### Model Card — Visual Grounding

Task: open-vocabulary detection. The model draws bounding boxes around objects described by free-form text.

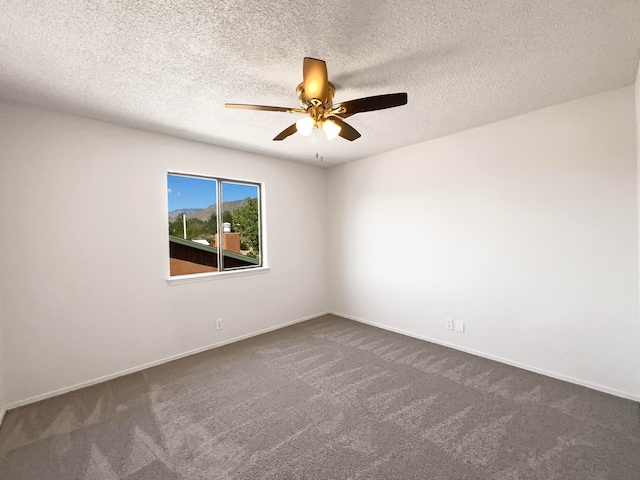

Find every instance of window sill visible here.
[167,266,270,286]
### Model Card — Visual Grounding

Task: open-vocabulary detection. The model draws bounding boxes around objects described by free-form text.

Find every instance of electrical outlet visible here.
[215,318,223,330]
[445,318,454,330]
[455,319,465,333]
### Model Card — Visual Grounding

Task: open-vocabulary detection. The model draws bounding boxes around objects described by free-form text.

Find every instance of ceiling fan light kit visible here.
[295,116,315,136]
[322,119,341,140]
[225,58,408,142]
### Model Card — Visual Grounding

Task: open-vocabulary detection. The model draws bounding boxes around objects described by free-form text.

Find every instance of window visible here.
[167,173,262,277]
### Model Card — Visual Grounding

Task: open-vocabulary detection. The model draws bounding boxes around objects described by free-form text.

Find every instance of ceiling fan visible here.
[225,57,408,142]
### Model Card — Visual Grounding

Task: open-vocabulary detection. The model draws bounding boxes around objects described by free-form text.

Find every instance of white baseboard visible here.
[6,311,330,411]
[331,311,640,403]
[0,405,6,429]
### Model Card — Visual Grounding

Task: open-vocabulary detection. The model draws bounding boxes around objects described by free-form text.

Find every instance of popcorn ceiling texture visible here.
[0,0,639,166]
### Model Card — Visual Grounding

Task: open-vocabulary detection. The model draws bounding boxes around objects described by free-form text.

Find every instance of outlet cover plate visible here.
[445,318,454,330]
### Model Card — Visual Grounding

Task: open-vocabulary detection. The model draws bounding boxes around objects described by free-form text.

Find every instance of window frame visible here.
[166,171,267,284]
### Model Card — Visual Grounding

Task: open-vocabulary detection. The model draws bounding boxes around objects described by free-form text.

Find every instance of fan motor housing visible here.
[296,81,335,109]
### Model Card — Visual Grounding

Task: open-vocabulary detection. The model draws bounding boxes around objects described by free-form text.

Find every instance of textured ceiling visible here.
[1,1,639,167]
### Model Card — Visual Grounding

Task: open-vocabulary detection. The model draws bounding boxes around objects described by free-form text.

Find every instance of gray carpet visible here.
[0,314,639,479]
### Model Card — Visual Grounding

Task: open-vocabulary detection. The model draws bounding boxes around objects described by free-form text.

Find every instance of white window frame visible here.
[166,171,268,285]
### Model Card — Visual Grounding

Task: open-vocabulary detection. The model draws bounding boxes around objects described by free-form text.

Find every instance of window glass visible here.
[222,182,261,267]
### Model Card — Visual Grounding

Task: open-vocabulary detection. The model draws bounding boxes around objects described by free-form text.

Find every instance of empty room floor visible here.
[0,314,639,479]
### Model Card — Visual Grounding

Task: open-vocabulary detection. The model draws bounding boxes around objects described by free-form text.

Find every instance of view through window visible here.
[167,173,262,276]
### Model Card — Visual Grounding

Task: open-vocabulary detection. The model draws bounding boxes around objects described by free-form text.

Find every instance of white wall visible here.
[636,62,640,398]
[328,86,640,400]
[0,102,328,405]
[0,296,6,423]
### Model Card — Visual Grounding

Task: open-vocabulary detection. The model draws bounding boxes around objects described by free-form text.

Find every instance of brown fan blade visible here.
[303,57,328,102]
[329,116,361,141]
[273,123,298,141]
[225,103,304,114]
[333,93,408,118]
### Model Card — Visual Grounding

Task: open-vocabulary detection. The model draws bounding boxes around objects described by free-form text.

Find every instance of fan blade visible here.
[329,116,361,141]
[225,103,304,113]
[273,123,298,141]
[303,57,328,102]
[333,93,407,118]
